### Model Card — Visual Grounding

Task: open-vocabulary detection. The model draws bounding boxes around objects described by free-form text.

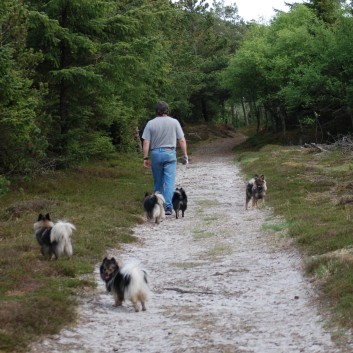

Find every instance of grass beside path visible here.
[0,154,151,352]
[235,127,353,331]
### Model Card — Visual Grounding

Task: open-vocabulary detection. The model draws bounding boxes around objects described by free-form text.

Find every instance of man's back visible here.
[142,116,184,149]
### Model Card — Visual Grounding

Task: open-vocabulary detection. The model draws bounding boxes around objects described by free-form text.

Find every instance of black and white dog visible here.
[100,257,149,312]
[172,187,188,219]
[143,192,165,224]
[33,213,75,259]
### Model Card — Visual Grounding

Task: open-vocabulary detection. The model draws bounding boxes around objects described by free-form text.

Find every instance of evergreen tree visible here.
[27,0,117,159]
[0,0,45,174]
[27,0,175,157]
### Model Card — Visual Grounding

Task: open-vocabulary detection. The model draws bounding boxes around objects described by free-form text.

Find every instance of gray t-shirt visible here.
[142,116,184,149]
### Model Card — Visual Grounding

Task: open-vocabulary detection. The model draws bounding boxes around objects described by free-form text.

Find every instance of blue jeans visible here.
[151,148,176,211]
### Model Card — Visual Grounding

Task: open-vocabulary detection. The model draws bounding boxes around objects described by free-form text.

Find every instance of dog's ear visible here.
[260,174,265,180]
[37,213,43,221]
[45,213,51,220]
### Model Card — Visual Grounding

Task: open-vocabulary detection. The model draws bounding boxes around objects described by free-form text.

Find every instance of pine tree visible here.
[0,0,45,174]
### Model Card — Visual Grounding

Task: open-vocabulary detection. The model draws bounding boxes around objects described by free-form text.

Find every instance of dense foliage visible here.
[1,0,353,177]
[0,0,244,177]
[222,0,353,138]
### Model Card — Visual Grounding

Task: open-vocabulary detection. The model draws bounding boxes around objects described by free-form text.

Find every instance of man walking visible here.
[142,101,188,215]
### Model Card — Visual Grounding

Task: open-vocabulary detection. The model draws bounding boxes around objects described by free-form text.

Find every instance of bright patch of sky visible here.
[226,0,304,22]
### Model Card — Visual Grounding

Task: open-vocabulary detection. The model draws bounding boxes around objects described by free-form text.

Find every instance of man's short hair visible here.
[155,101,169,115]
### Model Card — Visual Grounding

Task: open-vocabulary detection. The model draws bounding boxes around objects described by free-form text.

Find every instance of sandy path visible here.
[30,133,352,353]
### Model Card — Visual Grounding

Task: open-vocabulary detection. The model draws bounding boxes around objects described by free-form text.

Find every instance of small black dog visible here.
[172,187,188,219]
[100,256,149,312]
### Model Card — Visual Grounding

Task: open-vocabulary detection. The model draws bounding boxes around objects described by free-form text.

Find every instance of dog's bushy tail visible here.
[172,190,182,202]
[179,188,187,200]
[155,192,165,206]
[120,261,149,300]
[51,221,76,257]
[144,194,158,219]
[144,192,165,220]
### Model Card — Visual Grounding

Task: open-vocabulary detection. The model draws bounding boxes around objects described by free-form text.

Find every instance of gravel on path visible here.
[30,133,353,353]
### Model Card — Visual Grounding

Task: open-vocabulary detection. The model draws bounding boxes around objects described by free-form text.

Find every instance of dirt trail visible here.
[30,133,352,353]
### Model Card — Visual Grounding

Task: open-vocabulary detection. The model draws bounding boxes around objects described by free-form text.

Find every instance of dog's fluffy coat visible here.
[100,257,149,312]
[33,213,75,259]
[245,175,267,210]
[172,187,188,219]
[143,192,165,224]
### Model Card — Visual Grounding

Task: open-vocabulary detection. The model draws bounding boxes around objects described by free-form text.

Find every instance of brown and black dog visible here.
[245,175,267,210]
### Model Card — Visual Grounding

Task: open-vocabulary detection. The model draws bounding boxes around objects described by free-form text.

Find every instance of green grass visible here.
[203,244,232,258]
[0,152,152,352]
[235,127,353,329]
[170,261,202,269]
[261,222,289,233]
[192,227,215,239]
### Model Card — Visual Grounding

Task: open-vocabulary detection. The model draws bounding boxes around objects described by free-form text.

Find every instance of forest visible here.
[1,0,353,184]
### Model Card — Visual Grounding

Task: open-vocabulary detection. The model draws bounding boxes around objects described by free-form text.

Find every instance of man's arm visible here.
[143,139,150,168]
[178,137,188,163]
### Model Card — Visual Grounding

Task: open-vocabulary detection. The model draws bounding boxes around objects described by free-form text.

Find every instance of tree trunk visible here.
[241,97,248,125]
[59,2,69,137]
[232,104,238,127]
[280,106,287,136]
[251,99,260,134]
[202,99,209,122]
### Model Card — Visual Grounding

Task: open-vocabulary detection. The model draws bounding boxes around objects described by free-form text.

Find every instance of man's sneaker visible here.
[165,209,172,216]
